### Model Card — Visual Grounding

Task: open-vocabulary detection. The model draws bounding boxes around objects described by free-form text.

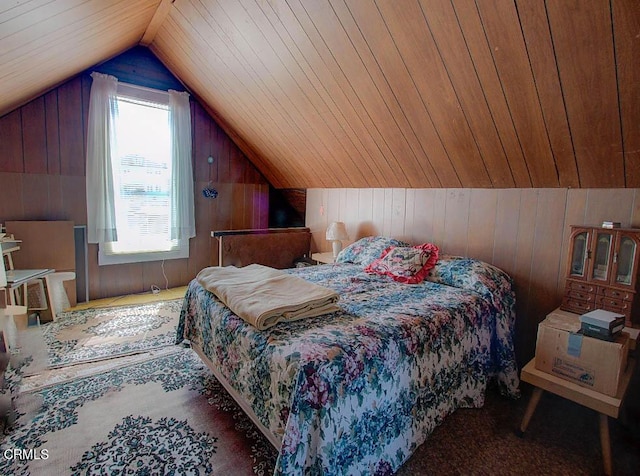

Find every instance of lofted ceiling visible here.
[1,0,639,189]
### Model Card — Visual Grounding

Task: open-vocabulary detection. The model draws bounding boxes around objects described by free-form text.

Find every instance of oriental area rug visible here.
[41,300,184,368]
[1,346,277,476]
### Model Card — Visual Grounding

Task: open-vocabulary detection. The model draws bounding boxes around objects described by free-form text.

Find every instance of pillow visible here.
[336,236,410,266]
[426,255,514,307]
[364,243,439,284]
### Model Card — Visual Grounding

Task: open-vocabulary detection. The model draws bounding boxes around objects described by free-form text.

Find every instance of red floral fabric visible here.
[364,243,440,284]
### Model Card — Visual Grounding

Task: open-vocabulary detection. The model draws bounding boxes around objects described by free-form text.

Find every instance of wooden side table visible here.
[311,252,335,264]
[519,356,636,476]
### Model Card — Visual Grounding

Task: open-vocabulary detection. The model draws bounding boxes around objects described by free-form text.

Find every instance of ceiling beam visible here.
[140,0,174,47]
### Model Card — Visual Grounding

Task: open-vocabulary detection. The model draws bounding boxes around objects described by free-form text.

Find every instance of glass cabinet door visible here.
[591,231,613,282]
[615,235,637,286]
[569,231,589,278]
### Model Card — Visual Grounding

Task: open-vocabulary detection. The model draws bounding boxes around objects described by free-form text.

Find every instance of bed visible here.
[177,236,520,475]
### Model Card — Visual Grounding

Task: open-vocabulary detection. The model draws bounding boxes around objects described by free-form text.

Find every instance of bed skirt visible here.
[190,344,282,450]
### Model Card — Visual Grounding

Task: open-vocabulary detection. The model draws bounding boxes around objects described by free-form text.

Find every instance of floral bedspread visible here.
[177,257,519,475]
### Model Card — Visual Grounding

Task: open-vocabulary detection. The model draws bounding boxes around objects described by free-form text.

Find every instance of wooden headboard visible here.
[211,227,311,269]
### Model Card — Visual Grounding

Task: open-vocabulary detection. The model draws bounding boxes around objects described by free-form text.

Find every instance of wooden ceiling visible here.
[2,0,639,189]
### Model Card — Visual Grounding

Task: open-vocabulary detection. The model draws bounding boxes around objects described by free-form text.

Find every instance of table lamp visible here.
[326,221,348,258]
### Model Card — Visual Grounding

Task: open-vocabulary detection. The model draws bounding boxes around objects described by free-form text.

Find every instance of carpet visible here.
[2,346,278,476]
[40,300,183,368]
[6,353,639,476]
[3,296,639,475]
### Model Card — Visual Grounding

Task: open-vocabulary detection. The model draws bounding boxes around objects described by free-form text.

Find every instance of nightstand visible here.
[311,252,335,264]
[518,329,637,476]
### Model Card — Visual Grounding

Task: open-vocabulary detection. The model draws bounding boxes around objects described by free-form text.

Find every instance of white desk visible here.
[5,269,54,306]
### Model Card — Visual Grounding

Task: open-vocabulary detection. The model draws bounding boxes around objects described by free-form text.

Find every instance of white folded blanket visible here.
[196,264,340,330]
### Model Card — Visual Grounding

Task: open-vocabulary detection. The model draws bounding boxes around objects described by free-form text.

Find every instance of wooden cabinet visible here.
[561,226,640,327]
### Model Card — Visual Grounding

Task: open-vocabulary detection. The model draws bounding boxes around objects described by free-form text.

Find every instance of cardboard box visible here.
[534,310,629,396]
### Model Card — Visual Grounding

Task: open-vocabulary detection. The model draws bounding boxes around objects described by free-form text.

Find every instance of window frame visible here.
[97,82,189,266]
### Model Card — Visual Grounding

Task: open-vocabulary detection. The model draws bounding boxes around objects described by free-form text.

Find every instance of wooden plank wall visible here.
[144,0,640,190]
[306,188,640,364]
[0,72,269,300]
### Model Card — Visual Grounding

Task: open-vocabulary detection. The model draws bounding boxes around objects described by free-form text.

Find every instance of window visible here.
[86,74,195,266]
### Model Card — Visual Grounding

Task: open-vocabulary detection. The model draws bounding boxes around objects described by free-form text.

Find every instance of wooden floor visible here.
[69,286,188,311]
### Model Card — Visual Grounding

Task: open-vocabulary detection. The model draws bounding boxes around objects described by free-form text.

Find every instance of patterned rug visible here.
[2,346,277,476]
[40,300,183,368]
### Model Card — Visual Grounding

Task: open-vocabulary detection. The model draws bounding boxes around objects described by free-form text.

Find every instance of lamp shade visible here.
[326,222,348,241]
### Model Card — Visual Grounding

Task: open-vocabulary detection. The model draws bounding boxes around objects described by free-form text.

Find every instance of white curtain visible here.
[169,90,196,240]
[86,72,118,244]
